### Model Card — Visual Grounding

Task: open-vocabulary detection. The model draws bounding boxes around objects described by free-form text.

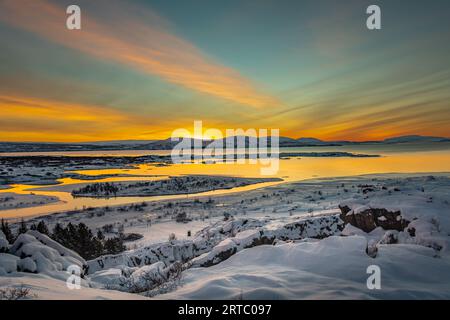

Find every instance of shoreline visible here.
[2,171,450,221]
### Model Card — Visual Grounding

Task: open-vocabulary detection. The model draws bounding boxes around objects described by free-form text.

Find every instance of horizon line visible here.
[1,134,449,145]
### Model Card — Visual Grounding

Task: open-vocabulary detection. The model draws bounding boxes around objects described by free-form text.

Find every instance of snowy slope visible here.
[160,236,450,299]
[1,174,450,299]
[0,274,148,300]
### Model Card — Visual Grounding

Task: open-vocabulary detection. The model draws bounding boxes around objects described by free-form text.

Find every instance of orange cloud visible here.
[0,95,174,142]
[0,0,280,109]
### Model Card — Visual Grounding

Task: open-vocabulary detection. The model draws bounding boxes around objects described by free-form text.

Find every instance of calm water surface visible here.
[1,144,450,219]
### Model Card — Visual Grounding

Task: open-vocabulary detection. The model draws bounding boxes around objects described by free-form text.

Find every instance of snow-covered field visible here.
[70,176,281,198]
[160,236,450,299]
[0,193,59,211]
[1,173,450,299]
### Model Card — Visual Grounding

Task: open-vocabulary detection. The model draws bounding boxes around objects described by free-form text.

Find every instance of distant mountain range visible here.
[0,135,449,153]
[381,135,450,144]
[282,135,450,145]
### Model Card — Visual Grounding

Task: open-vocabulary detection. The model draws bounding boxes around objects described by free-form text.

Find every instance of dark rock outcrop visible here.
[199,245,238,268]
[339,205,409,233]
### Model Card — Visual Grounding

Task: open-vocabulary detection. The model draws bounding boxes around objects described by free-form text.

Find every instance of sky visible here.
[0,0,450,142]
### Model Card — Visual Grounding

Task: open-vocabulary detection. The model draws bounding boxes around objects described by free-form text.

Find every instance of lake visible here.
[1,143,450,219]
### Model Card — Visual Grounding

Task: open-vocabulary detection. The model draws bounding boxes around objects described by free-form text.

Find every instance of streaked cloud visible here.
[0,0,280,109]
[0,95,171,142]
[0,0,449,142]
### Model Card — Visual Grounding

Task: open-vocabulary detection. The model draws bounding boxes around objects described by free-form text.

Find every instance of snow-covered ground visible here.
[0,275,148,300]
[0,193,59,211]
[160,236,450,299]
[1,173,450,299]
[70,176,281,198]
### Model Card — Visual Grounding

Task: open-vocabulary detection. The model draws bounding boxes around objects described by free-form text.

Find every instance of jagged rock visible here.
[88,218,265,274]
[233,229,273,248]
[128,261,166,291]
[191,215,343,267]
[407,226,416,237]
[378,230,399,244]
[89,215,344,275]
[339,205,409,233]
[366,239,378,258]
[191,239,238,267]
[405,219,448,252]
[339,205,352,215]
[275,215,344,240]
